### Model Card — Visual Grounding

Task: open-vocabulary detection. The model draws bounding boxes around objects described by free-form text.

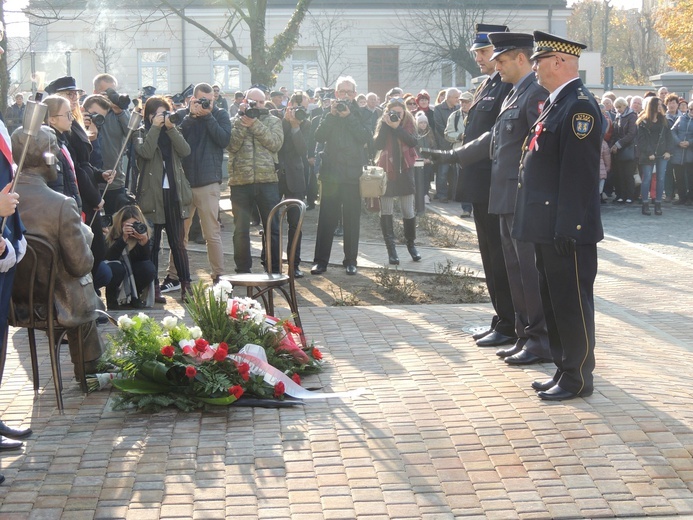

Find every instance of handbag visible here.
[359,165,387,198]
[616,143,636,162]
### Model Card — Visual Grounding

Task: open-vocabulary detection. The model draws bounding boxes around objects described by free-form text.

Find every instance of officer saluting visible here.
[513,31,603,401]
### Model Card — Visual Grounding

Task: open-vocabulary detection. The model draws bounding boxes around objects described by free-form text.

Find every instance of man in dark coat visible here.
[311,76,372,276]
[273,92,311,278]
[0,81,33,458]
[513,32,603,401]
[455,24,516,348]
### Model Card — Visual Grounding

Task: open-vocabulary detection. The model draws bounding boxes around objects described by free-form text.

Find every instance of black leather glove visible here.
[419,148,457,164]
[553,234,576,257]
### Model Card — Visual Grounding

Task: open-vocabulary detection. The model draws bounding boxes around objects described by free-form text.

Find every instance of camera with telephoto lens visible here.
[104,87,131,110]
[195,98,211,110]
[242,100,269,119]
[292,106,308,122]
[388,111,401,123]
[132,221,148,235]
[335,101,349,112]
[85,112,106,127]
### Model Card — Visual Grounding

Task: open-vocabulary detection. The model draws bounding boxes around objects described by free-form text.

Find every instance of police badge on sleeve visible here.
[572,113,594,139]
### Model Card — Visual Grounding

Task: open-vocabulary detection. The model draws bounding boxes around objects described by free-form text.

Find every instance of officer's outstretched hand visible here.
[553,234,576,257]
[420,148,457,164]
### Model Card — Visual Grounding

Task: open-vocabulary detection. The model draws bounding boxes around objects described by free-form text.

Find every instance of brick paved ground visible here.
[1,202,693,519]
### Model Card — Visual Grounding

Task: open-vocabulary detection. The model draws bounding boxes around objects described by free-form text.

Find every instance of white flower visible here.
[211,286,224,302]
[219,279,233,295]
[117,315,134,330]
[189,326,202,339]
[161,316,178,330]
[137,312,148,321]
[179,339,194,349]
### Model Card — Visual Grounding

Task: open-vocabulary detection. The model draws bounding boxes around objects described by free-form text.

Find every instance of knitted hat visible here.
[415,111,428,125]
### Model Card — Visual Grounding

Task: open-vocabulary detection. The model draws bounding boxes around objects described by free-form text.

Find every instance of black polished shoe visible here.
[472,328,492,340]
[0,474,4,485]
[476,330,515,347]
[505,350,551,365]
[0,436,24,451]
[310,264,327,275]
[538,385,593,401]
[532,378,557,391]
[345,265,357,275]
[0,421,32,440]
[293,268,304,279]
[496,339,525,358]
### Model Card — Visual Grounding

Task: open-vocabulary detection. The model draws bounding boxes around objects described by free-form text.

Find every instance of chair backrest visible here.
[264,199,306,279]
[9,234,59,330]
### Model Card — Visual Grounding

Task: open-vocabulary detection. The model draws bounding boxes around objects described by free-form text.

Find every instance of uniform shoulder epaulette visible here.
[576,88,589,100]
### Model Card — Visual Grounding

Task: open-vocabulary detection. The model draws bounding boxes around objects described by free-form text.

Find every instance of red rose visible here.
[286,323,302,335]
[218,342,229,351]
[194,338,209,354]
[237,362,250,381]
[228,385,244,399]
[273,381,285,398]
[185,366,197,379]
[161,345,175,358]
[312,348,323,360]
[213,345,228,362]
[291,373,301,385]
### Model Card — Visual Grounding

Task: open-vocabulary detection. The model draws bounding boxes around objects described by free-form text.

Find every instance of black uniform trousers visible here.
[535,242,597,395]
[313,180,361,267]
[472,200,515,337]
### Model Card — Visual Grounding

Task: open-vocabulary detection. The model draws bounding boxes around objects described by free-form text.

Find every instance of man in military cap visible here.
[514,31,603,401]
[443,24,517,349]
[428,33,552,366]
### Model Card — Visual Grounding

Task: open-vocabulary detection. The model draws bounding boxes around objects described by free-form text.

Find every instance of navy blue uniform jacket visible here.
[513,79,603,245]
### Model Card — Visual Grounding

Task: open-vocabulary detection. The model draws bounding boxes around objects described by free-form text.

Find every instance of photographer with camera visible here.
[161,83,230,292]
[136,96,192,303]
[93,73,134,214]
[105,205,156,309]
[310,76,372,276]
[374,98,421,265]
[227,87,283,274]
[271,91,311,277]
[136,96,193,303]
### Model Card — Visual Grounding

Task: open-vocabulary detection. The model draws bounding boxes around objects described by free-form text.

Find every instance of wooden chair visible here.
[222,199,307,346]
[6,234,87,412]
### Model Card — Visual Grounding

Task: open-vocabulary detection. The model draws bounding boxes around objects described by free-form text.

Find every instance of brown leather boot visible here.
[180,281,191,303]
[154,281,166,304]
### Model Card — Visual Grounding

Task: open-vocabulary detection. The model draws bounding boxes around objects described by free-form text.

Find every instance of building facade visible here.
[22,0,571,98]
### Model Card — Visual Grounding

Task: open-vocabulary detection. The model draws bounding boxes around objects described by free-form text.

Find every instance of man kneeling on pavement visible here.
[12,125,105,381]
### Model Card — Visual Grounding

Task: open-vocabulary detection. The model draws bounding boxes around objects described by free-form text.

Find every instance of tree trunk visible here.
[0,2,10,113]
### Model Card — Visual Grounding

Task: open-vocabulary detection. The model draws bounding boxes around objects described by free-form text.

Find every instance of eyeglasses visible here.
[54,112,74,120]
[406,101,417,106]
[337,89,355,95]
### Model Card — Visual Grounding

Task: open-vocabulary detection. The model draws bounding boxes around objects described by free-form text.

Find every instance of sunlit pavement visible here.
[2,201,693,519]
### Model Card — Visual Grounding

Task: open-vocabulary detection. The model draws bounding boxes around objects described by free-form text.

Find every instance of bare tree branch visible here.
[307,9,353,87]
[390,0,513,85]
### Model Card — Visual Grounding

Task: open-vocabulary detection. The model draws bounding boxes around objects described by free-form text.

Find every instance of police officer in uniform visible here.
[514,32,603,401]
[453,24,517,348]
[434,33,553,365]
